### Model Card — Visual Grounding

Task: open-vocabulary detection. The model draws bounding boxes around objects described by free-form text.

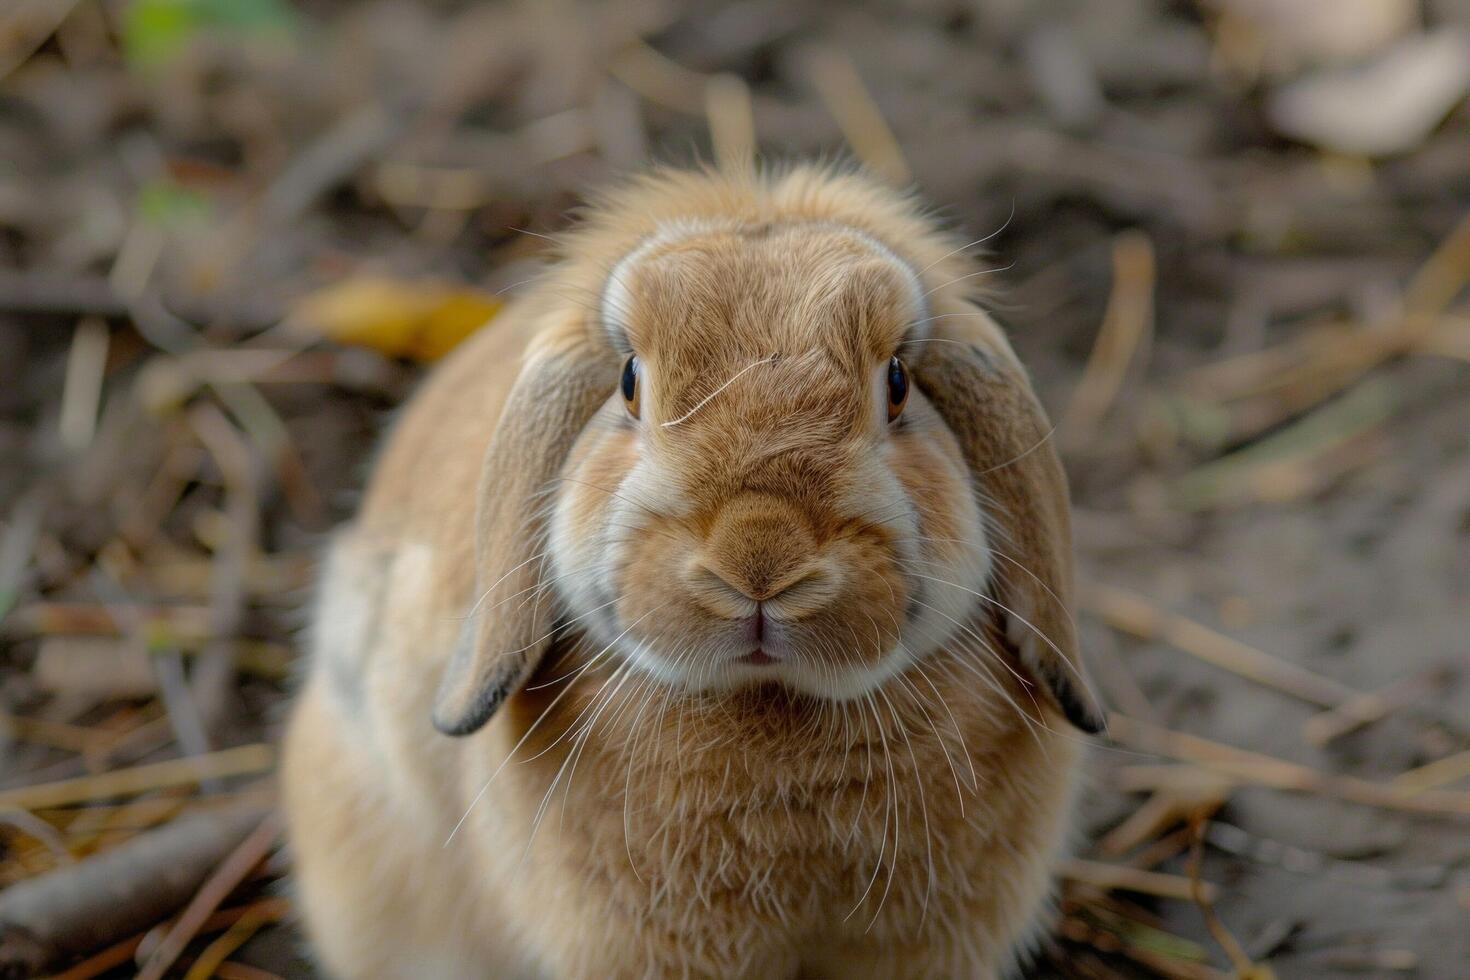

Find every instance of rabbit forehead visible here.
[603,219,926,369]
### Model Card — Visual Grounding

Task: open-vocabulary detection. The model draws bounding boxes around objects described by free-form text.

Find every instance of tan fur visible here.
[283,165,1098,979]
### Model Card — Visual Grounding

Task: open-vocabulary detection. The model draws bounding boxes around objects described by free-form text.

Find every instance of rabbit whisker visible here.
[863,690,902,933]
[912,202,1014,277]
[907,659,978,795]
[521,657,640,866]
[661,354,779,429]
[920,262,1016,300]
[894,670,968,813]
[444,602,669,846]
[879,683,934,930]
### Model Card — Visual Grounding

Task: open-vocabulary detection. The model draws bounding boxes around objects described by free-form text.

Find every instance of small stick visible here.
[0,807,268,976]
[0,808,75,866]
[0,711,95,753]
[1060,857,1217,902]
[1403,210,1470,316]
[1083,583,1357,708]
[46,933,143,980]
[1173,210,1470,444]
[48,901,278,980]
[182,896,288,980]
[132,899,280,964]
[0,744,274,811]
[1301,669,1442,747]
[1108,716,1470,818]
[2,601,214,640]
[804,46,911,185]
[135,813,281,980]
[1127,826,1194,872]
[1098,781,1229,857]
[1419,318,1470,362]
[1059,916,1224,980]
[1186,813,1261,978]
[1171,377,1396,511]
[1063,230,1155,436]
[1394,749,1470,795]
[609,39,709,115]
[705,73,756,174]
[58,318,110,453]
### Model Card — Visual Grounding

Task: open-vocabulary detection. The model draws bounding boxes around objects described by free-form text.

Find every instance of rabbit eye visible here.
[621,355,640,418]
[886,356,908,421]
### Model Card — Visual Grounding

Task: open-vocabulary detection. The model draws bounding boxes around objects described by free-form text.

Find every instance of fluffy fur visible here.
[282,165,1100,979]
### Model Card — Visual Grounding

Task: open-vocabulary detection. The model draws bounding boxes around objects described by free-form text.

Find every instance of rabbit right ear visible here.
[432,313,617,736]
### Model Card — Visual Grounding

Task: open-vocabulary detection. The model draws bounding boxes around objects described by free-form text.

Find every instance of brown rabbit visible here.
[282,165,1102,979]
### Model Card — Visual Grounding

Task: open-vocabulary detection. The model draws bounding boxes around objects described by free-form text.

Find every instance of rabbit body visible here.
[284,167,1094,980]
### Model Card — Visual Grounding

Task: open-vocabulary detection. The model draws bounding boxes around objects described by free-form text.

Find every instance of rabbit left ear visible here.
[910,304,1105,734]
[432,313,617,736]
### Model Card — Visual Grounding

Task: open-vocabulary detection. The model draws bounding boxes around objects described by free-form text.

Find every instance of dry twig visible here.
[1186,813,1269,979]
[135,812,281,980]
[1062,857,1218,902]
[0,744,274,811]
[1301,669,1446,746]
[706,73,756,174]
[0,806,267,977]
[1108,716,1470,818]
[1064,230,1156,436]
[804,46,911,185]
[1083,583,1358,708]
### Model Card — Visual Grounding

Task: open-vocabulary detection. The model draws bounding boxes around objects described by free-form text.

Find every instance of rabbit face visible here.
[548,221,990,700]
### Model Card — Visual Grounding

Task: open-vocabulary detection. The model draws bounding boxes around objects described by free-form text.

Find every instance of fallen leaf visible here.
[287,277,503,360]
[1267,29,1470,156]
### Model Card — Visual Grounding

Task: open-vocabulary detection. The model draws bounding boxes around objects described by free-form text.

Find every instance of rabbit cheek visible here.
[549,426,643,638]
[889,426,991,659]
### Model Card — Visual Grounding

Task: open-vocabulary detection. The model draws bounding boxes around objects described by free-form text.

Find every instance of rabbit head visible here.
[432,167,1102,737]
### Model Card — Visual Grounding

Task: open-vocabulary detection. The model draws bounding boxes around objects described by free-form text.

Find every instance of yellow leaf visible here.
[288,277,503,360]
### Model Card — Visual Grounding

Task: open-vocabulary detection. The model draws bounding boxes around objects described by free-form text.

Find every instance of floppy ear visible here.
[910,305,1105,734]
[432,313,617,736]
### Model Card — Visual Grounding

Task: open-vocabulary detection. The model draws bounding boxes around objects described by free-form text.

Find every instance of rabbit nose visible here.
[698,560,819,605]
[690,495,834,612]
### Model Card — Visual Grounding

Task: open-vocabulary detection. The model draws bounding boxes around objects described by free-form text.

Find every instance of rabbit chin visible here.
[616,636,917,701]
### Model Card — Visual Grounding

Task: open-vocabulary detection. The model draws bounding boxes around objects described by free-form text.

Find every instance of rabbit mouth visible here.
[736,648,778,666]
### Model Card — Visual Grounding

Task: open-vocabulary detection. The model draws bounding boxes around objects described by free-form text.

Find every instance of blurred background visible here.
[2,1,1469,977]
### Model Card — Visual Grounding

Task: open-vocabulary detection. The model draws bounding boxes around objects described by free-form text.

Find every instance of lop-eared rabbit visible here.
[284,165,1101,979]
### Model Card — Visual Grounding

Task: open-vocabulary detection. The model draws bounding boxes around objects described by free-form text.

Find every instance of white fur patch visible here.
[312,528,396,717]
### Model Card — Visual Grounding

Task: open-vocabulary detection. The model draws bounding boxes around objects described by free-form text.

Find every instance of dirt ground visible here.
[3,1,1469,977]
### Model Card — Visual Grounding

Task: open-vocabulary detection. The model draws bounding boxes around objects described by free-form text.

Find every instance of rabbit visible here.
[281,164,1103,980]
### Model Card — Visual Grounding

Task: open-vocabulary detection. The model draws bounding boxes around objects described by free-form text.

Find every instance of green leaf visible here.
[137,179,214,228]
[124,0,299,68]
[124,0,197,67]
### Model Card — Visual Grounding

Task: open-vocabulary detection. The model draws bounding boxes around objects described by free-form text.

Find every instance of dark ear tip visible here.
[1056,681,1106,735]
[1067,701,1107,736]
[430,625,514,737]
[432,661,513,736]
[431,697,499,737]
